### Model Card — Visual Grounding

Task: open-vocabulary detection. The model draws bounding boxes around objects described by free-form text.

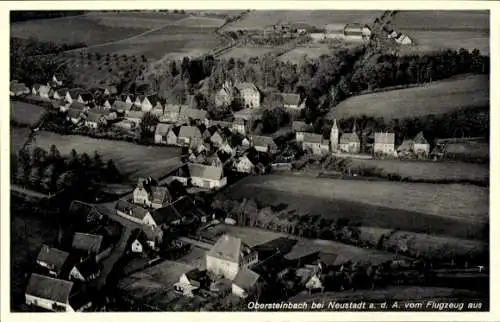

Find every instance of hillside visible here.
[327,74,489,120]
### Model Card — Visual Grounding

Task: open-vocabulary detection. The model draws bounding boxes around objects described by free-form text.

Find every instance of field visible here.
[279,44,333,63]
[224,10,383,30]
[392,11,489,55]
[219,47,275,60]
[204,224,405,265]
[10,14,147,46]
[327,74,489,119]
[10,127,31,155]
[222,175,488,240]
[10,101,46,127]
[346,159,489,182]
[84,11,188,29]
[29,131,182,179]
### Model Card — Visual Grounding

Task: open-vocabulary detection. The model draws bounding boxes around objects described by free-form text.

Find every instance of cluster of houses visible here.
[294,119,431,158]
[25,201,122,312]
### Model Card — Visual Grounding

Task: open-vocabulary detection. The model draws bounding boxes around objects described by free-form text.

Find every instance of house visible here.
[69,258,101,282]
[149,203,183,227]
[339,123,360,153]
[293,121,313,142]
[71,232,106,256]
[115,200,155,226]
[232,267,262,299]
[174,269,210,297]
[77,92,94,105]
[374,132,395,155]
[68,101,88,112]
[102,98,116,110]
[233,155,255,173]
[218,141,236,157]
[53,88,69,101]
[215,81,234,107]
[250,135,278,154]
[296,264,325,293]
[32,84,51,99]
[234,82,260,108]
[188,163,227,189]
[396,139,414,156]
[302,133,327,155]
[280,93,305,110]
[206,234,258,280]
[67,88,85,104]
[112,100,133,114]
[210,131,225,147]
[232,118,248,135]
[151,102,165,117]
[36,245,70,278]
[84,111,107,129]
[125,111,145,126]
[103,85,118,96]
[133,177,172,209]
[52,74,64,86]
[412,131,430,156]
[129,229,152,253]
[206,155,224,167]
[135,95,159,112]
[112,119,136,131]
[161,104,181,123]
[178,126,202,146]
[343,23,369,41]
[25,273,90,312]
[166,127,181,145]
[9,81,28,97]
[178,106,208,124]
[67,200,105,226]
[154,123,173,145]
[66,109,83,124]
[121,94,134,105]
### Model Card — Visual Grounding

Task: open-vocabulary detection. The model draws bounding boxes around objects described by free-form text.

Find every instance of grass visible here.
[391,11,489,55]
[220,47,275,60]
[278,44,334,63]
[10,101,46,127]
[222,175,488,240]
[84,12,188,29]
[10,127,31,155]
[30,131,182,179]
[327,74,489,119]
[11,15,147,46]
[224,10,382,30]
[205,224,404,265]
[347,159,489,182]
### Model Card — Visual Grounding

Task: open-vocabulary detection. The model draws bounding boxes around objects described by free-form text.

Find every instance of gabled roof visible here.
[280,93,301,106]
[155,123,172,136]
[74,258,100,279]
[68,88,85,99]
[126,111,146,119]
[233,267,260,289]
[72,233,104,253]
[11,82,28,93]
[339,132,360,144]
[26,273,73,304]
[207,234,249,263]
[112,100,133,111]
[150,203,182,225]
[103,85,118,94]
[86,112,104,123]
[54,88,69,96]
[38,85,51,95]
[69,102,87,110]
[151,186,171,204]
[36,245,70,273]
[374,132,395,144]
[179,106,207,120]
[397,139,413,151]
[251,135,276,148]
[179,126,202,139]
[413,131,429,145]
[164,104,182,113]
[67,108,82,119]
[115,199,149,220]
[146,95,159,106]
[188,163,223,180]
[235,82,259,93]
[302,133,323,144]
[292,121,311,132]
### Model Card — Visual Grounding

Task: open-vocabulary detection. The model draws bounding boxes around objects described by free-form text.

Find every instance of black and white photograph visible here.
[2,1,497,318]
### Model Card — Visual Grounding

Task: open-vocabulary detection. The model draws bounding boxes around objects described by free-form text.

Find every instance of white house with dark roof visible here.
[412,131,430,155]
[154,123,173,144]
[115,199,155,226]
[280,93,305,110]
[302,133,329,155]
[233,155,255,174]
[66,108,84,124]
[32,84,51,99]
[85,111,107,129]
[215,81,234,107]
[339,122,360,153]
[188,163,227,189]
[25,274,76,312]
[234,82,260,108]
[133,177,172,209]
[249,135,278,154]
[374,132,395,155]
[36,245,70,278]
[206,234,258,280]
[71,232,105,256]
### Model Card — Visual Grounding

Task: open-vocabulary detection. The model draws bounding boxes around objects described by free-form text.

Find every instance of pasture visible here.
[392,11,489,55]
[10,14,147,46]
[30,131,182,179]
[84,11,188,29]
[222,175,489,240]
[224,10,382,30]
[10,127,31,155]
[347,159,489,182]
[10,101,46,127]
[279,44,333,63]
[327,74,489,119]
[220,47,275,60]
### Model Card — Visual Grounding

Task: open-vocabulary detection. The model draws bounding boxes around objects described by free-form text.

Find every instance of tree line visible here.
[10,11,85,22]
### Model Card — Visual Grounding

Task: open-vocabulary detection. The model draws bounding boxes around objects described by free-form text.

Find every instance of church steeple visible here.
[330,119,339,153]
[352,121,357,133]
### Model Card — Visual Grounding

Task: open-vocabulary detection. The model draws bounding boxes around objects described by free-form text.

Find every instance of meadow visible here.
[222,175,488,240]
[278,44,333,63]
[10,127,31,155]
[219,47,275,60]
[30,131,182,179]
[327,74,489,119]
[224,10,383,30]
[346,159,489,182]
[391,11,489,55]
[10,101,47,127]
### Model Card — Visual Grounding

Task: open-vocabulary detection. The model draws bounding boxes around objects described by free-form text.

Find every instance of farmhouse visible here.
[121,94,134,105]
[293,121,313,142]
[233,155,255,173]
[178,126,202,146]
[71,232,106,258]
[112,100,133,114]
[25,274,91,312]
[101,98,115,109]
[112,119,136,131]
[343,23,371,41]
[67,200,105,226]
[374,132,396,155]
[69,258,101,282]
[133,177,172,209]
[135,95,159,112]
[52,74,64,86]
[188,163,227,189]
[115,200,155,226]
[174,268,210,297]
[36,245,70,278]
[210,130,225,147]
[178,106,208,124]
[161,104,182,123]
[67,88,85,104]
[66,109,83,124]
[232,267,262,299]
[302,133,329,155]
[234,82,260,108]
[206,234,258,280]
[77,92,94,105]
[53,88,69,101]
[412,131,430,155]
[103,85,118,96]
[84,112,107,129]
[125,111,146,126]
[338,123,360,153]
[32,84,51,99]
[154,123,173,145]
[9,81,28,97]
[232,118,248,135]
[152,102,165,116]
[166,127,181,145]
[280,93,305,110]
[250,135,278,154]
[215,81,234,107]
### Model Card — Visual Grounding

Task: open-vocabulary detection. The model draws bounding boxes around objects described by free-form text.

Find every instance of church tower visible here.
[330,119,339,152]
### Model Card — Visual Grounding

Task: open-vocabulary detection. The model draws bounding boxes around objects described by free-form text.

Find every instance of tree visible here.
[105,159,121,183]
[55,170,79,192]
[48,144,61,162]
[40,164,57,192]
[28,166,43,188]
[140,112,159,139]
[32,147,47,166]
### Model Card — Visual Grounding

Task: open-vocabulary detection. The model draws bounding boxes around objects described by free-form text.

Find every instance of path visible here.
[11,185,49,199]
[96,226,132,289]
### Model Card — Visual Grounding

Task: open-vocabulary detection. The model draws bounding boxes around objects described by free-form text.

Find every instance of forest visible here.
[10,11,85,22]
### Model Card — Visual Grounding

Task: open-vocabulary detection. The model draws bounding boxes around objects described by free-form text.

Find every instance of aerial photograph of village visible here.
[8,8,490,312]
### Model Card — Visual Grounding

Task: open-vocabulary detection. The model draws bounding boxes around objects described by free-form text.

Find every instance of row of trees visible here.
[12,145,122,194]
